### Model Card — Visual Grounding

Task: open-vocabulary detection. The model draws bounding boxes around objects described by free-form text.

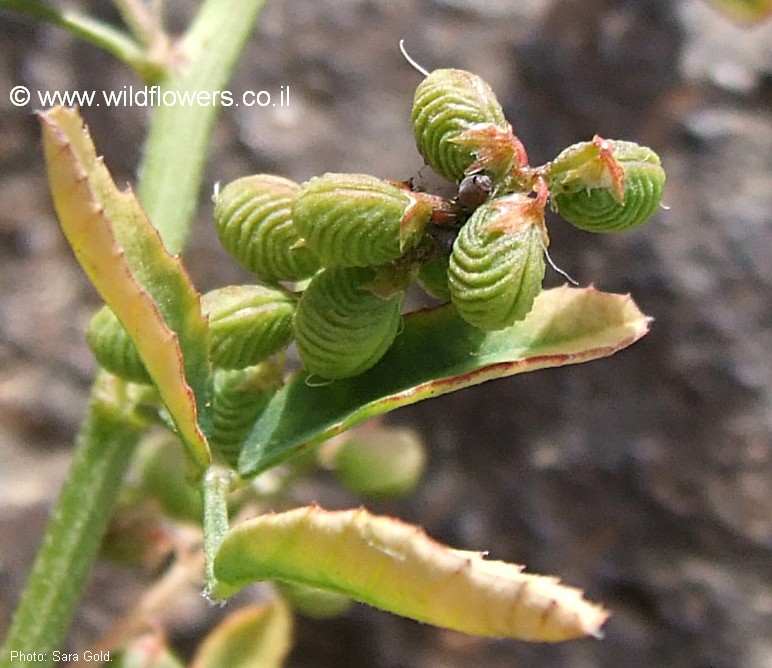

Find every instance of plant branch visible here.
[111,0,159,47]
[0,1,269,664]
[0,0,166,82]
[136,0,268,253]
[202,465,237,600]
[0,374,147,667]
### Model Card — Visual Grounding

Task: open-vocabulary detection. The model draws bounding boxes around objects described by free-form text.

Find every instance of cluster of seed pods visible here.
[88,64,666,390]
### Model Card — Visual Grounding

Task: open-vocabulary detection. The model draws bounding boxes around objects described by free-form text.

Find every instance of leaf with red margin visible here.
[40,106,211,470]
[239,285,649,477]
[215,505,609,642]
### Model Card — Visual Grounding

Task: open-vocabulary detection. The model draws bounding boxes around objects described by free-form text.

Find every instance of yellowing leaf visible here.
[39,106,211,469]
[706,0,772,23]
[191,601,293,668]
[215,506,609,642]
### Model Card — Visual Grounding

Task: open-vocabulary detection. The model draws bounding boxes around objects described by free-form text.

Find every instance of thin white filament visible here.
[541,239,579,286]
[399,39,429,77]
[304,373,334,388]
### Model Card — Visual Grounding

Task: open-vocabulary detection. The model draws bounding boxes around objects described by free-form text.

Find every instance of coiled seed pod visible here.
[412,69,521,183]
[294,266,404,380]
[214,175,320,281]
[209,364,282,468]
[449,195,546,331]
[203,285,296,369]
[292,173,432,268]
[550,139,666,233]
[86,305,151,384]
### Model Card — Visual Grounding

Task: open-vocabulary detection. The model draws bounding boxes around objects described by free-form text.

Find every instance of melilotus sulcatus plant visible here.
[0,2,678,666]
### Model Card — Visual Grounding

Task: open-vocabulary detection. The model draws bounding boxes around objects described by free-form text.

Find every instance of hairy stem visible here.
[202,465,237,600]
[0,374,146,668]
[137,0,268,253]
[0,0,268,664]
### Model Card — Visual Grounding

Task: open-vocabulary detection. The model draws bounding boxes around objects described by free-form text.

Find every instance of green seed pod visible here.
[292,173,432,268]
[449,195,546,331]
[275,581,353,619]
[294,266,404,380]
[86,305,151,384]
[209,364,282,468]
[136,432,203,523]
[214,174,320,281]
[203,285,295,370]
[550,138,666,233]
[412,69,521,183]
[324,425,427,499]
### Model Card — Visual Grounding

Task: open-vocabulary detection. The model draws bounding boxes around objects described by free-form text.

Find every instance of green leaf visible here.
[40,106,211,470]
[215,506,608,642]
[239,285,649,477]
[191,601,293,668]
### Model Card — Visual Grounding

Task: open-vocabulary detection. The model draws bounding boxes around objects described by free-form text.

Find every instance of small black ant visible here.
[455,172,493,212]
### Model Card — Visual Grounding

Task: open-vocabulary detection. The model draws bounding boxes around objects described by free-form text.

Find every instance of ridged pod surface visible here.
[412,69,509,183]
[203,285,296,369]
[86,305,151,384]
[294,266,404,380]
[552,141,665,233]
[449,196,546,331]
[209,364,282,468]
[214,174,319,281]
[292,173,432,268]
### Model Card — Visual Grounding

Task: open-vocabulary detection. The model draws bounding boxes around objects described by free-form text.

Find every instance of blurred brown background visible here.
[1,1,771,666]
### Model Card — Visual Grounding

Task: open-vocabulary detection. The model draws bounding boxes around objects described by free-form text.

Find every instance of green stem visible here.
[202,465,237,600]
[0,374,146,668]
[0,0,164,82]
[0,0,269,663]
[137,0,268,253]
[111,0,159,47]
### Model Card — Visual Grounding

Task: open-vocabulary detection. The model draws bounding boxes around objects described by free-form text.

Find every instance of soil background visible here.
[1,1,772,667]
